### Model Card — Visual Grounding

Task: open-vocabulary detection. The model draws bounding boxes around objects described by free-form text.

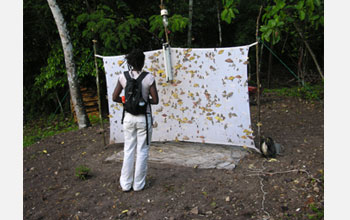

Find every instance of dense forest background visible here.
[23,0,324,122]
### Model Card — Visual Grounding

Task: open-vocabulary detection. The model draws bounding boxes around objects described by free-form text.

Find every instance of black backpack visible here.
[121,71,152,144]
[123,71,148,115]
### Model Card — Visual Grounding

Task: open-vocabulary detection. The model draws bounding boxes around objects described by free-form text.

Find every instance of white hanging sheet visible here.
[102,44,257,149]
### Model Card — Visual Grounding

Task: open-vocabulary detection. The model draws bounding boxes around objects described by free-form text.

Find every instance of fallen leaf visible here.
[268,158,278,162]
[225,58,233,63]
[42,150,48,154]
[121,210,129,214]
[218,50,224,54]
[248,164,255,169]
[190,207,199,215]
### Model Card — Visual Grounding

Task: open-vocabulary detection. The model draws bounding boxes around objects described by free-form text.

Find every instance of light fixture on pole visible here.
[161,8,169,43]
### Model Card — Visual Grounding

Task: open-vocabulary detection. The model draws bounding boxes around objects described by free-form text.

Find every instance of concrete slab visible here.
[105,142,249,170]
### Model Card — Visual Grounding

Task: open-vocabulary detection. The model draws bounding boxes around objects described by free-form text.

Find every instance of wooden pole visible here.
[256,5,263,148]
[92,40,106,146]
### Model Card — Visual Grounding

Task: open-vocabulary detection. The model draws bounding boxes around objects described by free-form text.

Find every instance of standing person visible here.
[112,49,159,191]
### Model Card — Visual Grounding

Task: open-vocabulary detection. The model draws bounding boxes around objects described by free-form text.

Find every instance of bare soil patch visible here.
[24,92,324,220]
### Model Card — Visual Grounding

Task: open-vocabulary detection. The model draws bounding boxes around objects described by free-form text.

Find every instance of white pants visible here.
[120,112,152,191]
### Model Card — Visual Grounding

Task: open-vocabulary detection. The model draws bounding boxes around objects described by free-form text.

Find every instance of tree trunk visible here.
[55,91,64,116]
[297,46,304,86]
[187,0,193,47]
[216,0,222,47]
[293,22,324,81]
[47,0,90,129]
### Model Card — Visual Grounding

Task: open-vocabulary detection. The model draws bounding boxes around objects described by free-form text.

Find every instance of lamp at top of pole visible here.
[161,9,169,28]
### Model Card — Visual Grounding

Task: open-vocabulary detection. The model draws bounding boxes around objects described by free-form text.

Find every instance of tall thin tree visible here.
[187,0,193,47]
[216,0,222,46]
[47,0,90,128]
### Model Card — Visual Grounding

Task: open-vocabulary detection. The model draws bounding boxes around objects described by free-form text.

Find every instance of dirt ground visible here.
[23,92,324,220]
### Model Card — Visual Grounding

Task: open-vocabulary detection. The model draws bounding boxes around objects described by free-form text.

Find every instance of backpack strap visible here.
[121,71,130,124]
[136,71,148,83]
[137,72,149,144]
[124,71,132,81]
[136,71,150,145]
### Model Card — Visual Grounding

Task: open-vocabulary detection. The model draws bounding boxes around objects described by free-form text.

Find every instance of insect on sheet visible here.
[102,43,257,149]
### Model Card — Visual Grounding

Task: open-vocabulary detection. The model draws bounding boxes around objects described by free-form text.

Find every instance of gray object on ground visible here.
[105,142,249,170]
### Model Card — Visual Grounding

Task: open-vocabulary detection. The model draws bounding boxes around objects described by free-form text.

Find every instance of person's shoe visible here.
[122,187,132,192]
[133,187,144,192]
[120,185,132,192]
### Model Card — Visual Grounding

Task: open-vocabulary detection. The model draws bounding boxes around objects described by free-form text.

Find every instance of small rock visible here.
[190,206,199,215]
[127,210,137,216]
[30,167,35,171]
[205,211,213,215]
[225,196,230,202]
[314,187,320,193]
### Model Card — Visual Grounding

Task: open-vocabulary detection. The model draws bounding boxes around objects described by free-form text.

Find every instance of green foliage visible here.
[23,114,107,147]
[149,14,189,38]
[75,165,91,180]
[260,0,324,44]
[76,4,147,53]
[24,0,324,121]
[264,83,323,101]
[34,43,95,99]
[23,115,78,147]
[34,44,66,96]
[221,0,240,24]
[307,203,324,220]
